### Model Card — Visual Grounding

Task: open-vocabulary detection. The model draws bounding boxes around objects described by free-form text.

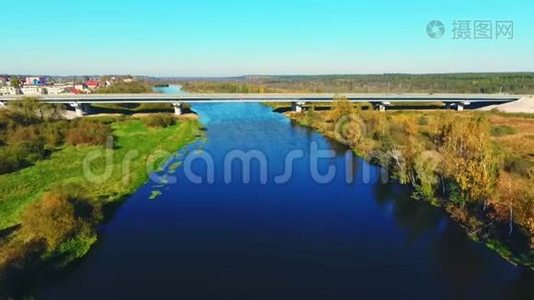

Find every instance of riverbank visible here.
[0,116,199,229]
[32,102,534,299]
[0,114,200,295]
[285,100,534,269]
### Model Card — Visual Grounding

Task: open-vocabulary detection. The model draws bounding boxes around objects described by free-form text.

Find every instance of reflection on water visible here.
[29,102,533,299]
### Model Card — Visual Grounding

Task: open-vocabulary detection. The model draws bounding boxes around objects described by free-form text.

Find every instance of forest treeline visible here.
[290,99,534,268]
[181,73,534,94]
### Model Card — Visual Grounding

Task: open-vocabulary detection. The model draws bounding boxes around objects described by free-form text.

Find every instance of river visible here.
[33,87,533,299]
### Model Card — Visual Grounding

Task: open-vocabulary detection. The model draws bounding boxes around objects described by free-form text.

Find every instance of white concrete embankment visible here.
[478,95,534,113]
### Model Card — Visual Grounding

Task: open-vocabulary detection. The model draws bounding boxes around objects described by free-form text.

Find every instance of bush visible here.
[6,124,44,146]
[142,113,176,128]
[362,111,389,141]
[84,115,123,125]
[65,120,112,146]
[327,97,354,122]
[41,120,70,147]
[335,114,365,147]
[300,109,317,127]
[137,103,173,112]
[0,135,47,174]
[0,110,112,174]
[412,156,438,200]
[389,116,418,144]
[491,125,517,137]
[503,155,534,179]
[0,147,27,174]
[0,114,70,174]
[0,111,11,144]
[14,142,47,164]
[0,184,103,285]
[20,184,102,249]
[8,97,63,125]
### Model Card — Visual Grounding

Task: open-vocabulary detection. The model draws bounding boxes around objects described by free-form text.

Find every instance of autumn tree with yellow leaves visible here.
[438,116,499,204]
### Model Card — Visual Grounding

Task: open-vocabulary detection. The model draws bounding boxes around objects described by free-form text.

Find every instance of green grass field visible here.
[0,118,199,230]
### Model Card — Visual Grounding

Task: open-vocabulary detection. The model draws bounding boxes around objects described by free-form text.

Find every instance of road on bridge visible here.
[0,92,522,115]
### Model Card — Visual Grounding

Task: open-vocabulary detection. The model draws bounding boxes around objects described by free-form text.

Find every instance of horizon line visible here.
[2,71,534,78]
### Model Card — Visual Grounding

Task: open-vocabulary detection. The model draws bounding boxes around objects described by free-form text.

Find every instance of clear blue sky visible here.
[1,0,533,76]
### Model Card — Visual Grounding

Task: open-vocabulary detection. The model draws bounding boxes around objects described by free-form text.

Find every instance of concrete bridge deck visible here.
[0,93,521,103]
[0,93,522,116]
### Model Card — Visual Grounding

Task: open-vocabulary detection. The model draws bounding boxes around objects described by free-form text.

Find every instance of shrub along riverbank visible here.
[0,100,200,294]
[288,98,534,268]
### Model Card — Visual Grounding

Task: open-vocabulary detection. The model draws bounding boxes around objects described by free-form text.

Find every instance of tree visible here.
[412,154,439,200]
[491,174,534,242]
[9,77,20,88]
[335,114,365,147]
[363,111,389,140]
[9,97,63,124]
[300,107,317,127]
[328,96,355,122]
[438,116,499,204]
[96,81,152,94]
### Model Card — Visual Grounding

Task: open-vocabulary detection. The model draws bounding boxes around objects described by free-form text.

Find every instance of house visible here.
[21,86,45,95]
[45,86,67,95]
[68,87,83,94]
[85,80,99,89]
[0,86,20,95]
[74,84,86,91]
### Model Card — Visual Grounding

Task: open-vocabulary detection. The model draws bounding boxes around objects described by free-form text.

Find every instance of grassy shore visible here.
[0,117,200,230]
[0,100,201,296]
[287,104,534,268]
[0,116,200,297]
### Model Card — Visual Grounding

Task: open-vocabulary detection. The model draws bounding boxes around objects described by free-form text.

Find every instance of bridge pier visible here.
[172,102,183,115]
[291,101,306,113]
[69,102,90,117]
[376,104,386,112]
[450,101,470,111]
[373,101,390,112]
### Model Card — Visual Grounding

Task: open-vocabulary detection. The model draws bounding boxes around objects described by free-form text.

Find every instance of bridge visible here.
[0,93,521,116]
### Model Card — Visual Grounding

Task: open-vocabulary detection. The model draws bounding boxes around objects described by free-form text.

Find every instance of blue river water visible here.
[36,87,533,299]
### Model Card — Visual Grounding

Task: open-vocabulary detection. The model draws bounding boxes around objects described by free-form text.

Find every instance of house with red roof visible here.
[85,80,99,89]
[69,87,83,94]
